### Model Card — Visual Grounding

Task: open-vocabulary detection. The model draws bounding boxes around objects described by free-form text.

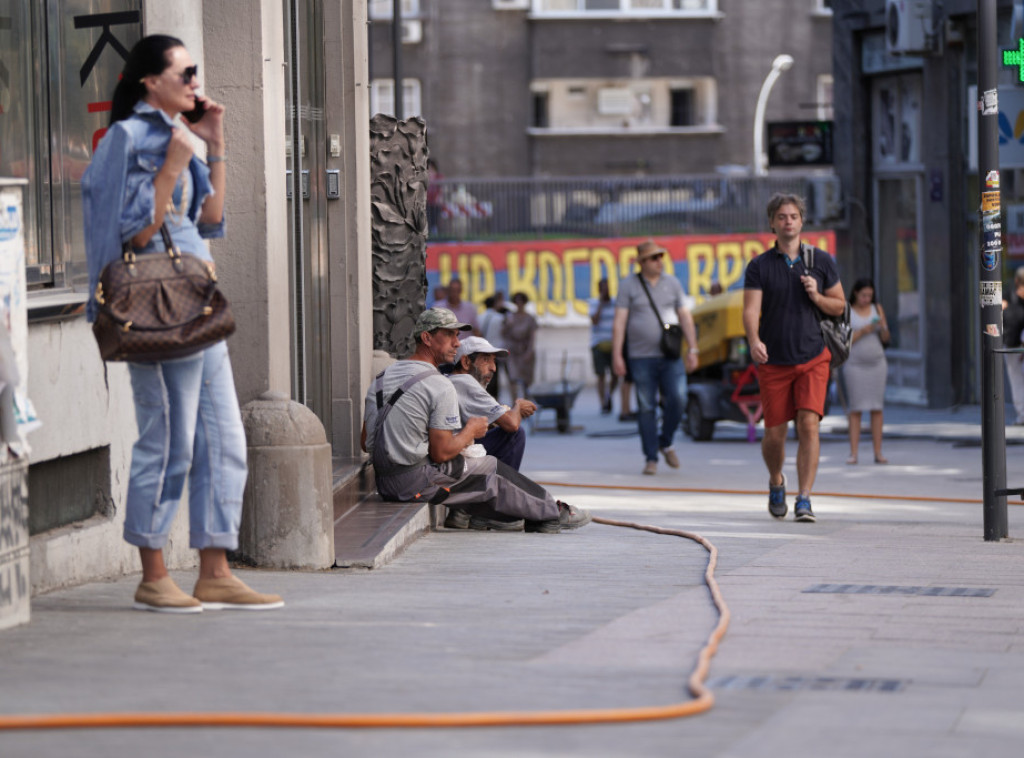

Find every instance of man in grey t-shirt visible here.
[449,336,537,471]
[612,240,698,476]
[362,308,589,533]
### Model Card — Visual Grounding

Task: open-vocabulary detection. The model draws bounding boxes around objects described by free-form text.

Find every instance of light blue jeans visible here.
[124,341,247,550]
[629,356,685,463]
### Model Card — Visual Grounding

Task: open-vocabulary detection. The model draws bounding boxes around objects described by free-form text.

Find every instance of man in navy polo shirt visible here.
[743,194,846,523]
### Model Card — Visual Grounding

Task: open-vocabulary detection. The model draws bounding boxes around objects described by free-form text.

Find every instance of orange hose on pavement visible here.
[0,517,728,732]
[537,480,993,505]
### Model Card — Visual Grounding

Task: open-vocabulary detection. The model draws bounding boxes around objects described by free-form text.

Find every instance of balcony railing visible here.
[426,174,840,242]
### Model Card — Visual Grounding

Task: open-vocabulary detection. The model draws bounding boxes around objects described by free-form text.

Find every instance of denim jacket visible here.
[81,101,225,321]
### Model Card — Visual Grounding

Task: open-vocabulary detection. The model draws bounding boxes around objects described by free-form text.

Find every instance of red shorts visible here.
[757,348,831,428]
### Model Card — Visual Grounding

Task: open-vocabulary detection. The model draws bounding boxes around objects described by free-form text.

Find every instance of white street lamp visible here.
[752,54,794,177]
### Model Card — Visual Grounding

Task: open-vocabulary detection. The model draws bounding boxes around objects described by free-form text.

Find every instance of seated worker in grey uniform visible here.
[361,308,591,534]
[449,336,537,471]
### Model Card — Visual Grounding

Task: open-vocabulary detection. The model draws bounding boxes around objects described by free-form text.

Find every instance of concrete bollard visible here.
[238,391,334,569]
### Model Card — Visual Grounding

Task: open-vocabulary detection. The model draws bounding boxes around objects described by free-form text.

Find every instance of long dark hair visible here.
[849,278,877,305]
[109,35,185,124]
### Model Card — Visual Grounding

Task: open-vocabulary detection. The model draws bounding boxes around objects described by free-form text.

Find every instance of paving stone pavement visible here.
[2,393,1023,757]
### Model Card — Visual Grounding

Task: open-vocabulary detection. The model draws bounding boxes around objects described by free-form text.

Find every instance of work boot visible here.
[525,501,592,533]
[469,516,525,532]
[444,507,471,529]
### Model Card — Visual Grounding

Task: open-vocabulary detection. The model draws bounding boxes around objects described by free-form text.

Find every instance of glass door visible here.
[875,174,926,403]
[284,0,332,429]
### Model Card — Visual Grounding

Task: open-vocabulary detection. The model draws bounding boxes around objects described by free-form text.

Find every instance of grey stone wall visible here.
[369,114,428,358]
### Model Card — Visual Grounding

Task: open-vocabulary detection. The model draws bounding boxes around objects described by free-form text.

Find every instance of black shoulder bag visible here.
[801,243,851,369]
[637,274,683,360]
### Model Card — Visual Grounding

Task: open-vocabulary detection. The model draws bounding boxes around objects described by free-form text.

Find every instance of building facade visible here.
[832,0,1017,407]
[369,0,835,177]
[8,0,373,592]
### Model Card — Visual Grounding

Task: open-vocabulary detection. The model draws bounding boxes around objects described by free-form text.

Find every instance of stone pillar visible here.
[370,115,429,358]
[238,392,334,569]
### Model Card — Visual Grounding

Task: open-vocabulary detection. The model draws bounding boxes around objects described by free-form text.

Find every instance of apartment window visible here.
[535,0,716,14]
[670,88,695,126]
[370,78,422,118]
[532,92,550,128]
[369,0,419,19]
[530,78,716,132]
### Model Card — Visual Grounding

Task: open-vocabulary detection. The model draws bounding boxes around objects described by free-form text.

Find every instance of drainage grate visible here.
[803,584,996,598]
[707,675,907,693]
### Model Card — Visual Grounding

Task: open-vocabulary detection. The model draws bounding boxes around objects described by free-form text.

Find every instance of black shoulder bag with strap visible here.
[801,243,851,369]
[637,274,683,360]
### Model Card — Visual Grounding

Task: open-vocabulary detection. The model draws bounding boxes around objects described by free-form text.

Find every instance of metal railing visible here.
[427,174,840,242]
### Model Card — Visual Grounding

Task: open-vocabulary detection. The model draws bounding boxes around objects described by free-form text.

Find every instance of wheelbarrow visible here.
[530,380,583,433]
[528,352,583,433]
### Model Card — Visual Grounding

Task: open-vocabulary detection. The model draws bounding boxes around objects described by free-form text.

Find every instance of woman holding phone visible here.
[843,278,890,464]
[82,35,282,613]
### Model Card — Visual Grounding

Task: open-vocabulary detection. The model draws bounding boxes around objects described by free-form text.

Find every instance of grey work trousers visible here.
[376,454,559,523]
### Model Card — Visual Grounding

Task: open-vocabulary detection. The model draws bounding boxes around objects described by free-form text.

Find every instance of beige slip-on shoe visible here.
[133,576,203,614]
[193,576,284,611]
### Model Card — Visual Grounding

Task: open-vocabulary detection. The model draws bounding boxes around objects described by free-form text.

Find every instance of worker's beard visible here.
[470,362,493,388]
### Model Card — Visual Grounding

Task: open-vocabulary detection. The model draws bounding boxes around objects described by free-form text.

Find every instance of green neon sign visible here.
[1003,38,1024,82]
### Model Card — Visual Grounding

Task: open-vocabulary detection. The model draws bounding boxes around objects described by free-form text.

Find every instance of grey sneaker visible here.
[526,501,592,533]
[469,516,525,532]
[794,495,816,523]
[768,474,787,519]
[444,507,471,529]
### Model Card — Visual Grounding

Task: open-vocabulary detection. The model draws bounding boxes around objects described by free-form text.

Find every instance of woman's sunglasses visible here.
[176,65,198,85]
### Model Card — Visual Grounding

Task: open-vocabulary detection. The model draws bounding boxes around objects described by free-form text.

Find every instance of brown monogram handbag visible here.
[92,224,235,362]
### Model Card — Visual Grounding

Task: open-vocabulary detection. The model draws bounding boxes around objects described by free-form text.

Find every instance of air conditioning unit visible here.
[401,19,422,44]
[597,88,633,116]
[885,0,934,55]
[493,0,530,9]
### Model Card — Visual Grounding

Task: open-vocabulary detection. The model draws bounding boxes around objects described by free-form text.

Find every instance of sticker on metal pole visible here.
[982,88,999,115]
[980,281,1002,307]
[986,170,1001,189]
[986,323,1002,338]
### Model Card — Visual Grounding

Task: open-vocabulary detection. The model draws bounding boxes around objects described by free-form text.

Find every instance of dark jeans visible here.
[480,426,526,471]
[629,356,685,462]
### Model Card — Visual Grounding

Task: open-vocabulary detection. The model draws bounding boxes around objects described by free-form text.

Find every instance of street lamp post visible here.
[752,54,794,177]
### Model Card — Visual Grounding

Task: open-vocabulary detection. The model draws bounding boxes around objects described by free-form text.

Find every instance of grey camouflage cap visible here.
[413,307,473,336]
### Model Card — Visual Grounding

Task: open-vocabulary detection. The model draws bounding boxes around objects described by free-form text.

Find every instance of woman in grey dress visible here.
[844,279,890,464]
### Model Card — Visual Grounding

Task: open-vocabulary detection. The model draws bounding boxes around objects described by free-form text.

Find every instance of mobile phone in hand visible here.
[182,98,207,124]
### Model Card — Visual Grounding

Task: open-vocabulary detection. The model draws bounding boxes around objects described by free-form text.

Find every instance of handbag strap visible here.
[121,223,182,266]
[636,274,669,330]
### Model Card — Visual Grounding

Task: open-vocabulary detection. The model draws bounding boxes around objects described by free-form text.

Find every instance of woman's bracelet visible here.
[207,154,226,164]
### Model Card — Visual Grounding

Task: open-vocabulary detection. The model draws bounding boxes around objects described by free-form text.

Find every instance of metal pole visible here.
[978,0,1009,540]
[393,0,404,120]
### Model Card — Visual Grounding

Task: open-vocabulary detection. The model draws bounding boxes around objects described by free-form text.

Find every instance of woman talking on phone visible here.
[843,278,890,465]
[82,35,282,613]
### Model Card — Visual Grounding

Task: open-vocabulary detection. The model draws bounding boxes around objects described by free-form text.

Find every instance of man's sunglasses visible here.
[176,65,199,85]
[644,253,664,261]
